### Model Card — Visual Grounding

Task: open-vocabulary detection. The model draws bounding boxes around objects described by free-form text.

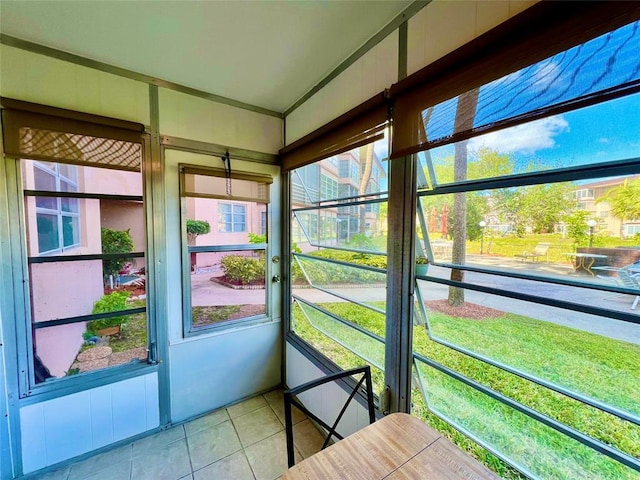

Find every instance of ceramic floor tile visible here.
[132,426,185,458]
[79,460,131,480]
[292,419,325,459]
[187,419,242,471]
[193,451,255,480]
[178,476,193,480]
[232,406,283,448]
[227,396,267,419]
[264,390,306,427]
[68,444,132,480]
[131,438,191,480]
[244,431,301,480]
[184,409,229,437]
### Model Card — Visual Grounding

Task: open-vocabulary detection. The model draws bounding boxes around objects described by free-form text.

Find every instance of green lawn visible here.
[292,300,640,480]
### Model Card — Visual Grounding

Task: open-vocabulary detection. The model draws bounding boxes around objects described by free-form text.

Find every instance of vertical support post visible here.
[148,84,171,425]
[281,170,292,387]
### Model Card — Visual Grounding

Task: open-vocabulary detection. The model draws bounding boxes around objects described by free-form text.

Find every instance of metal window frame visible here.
[178,161,275,338]
[3,132,157,401]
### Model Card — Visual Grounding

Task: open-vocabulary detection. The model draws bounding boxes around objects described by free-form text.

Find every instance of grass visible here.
[464,233,639,262]
[292,300,640,480]
[192,305,242,328]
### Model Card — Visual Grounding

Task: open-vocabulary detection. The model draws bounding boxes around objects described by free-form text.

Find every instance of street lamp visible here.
[479,221,487,254]
[587,219,597,247]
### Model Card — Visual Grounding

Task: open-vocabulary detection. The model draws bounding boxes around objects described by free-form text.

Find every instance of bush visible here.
[220,255,265,284]
[87,291,131,333]
[101,228,135,280]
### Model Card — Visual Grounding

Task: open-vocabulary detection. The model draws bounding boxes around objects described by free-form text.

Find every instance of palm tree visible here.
[596,179,640,237]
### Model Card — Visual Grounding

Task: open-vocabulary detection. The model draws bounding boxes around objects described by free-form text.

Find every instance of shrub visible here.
[220,255,265,284]
[87,291,131,333]
[101,228,135,280]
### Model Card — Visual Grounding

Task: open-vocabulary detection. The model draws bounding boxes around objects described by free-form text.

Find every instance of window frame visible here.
[217,202,247,233]
[179,163,274,336]
[33,161,81,255]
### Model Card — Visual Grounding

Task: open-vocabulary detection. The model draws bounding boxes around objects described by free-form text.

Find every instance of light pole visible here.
[479,221,487,254]
[587,219,596,247]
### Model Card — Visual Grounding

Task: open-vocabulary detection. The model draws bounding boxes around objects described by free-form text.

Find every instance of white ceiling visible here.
[0,0,412,114]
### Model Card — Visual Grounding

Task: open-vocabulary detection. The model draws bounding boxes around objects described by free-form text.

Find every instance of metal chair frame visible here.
[283,365,375,468]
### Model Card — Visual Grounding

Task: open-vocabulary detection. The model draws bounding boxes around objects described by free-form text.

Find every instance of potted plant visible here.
[415,256,429,276]
[186,219,211,272]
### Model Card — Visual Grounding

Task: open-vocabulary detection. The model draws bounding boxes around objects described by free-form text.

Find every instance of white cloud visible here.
[468,116,569,155]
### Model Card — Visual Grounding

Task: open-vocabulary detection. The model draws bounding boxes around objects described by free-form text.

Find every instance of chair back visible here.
[283,365,375,468]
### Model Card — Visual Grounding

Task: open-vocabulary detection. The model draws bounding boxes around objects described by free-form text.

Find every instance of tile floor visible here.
[30,389,323,480]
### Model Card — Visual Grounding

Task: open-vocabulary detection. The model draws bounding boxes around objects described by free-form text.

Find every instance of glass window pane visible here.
[36,213,59,253]
[418,94,640,188]
[188,250,266,329]
[413,361,640,480]
[35,195,57,210]
[62,215,80,247]
[34,308,148,383]
[33,166,56,191]
[61,197,79,213]
[415,278,640,420]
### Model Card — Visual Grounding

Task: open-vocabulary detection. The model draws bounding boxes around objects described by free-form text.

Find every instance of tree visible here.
[358,143,374,235]
[597,179,640,236]
[101,228,134,281]
[186,219,211,244]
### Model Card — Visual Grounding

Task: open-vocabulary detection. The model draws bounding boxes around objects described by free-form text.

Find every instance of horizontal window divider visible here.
[293,196,387,212]
[412,353,640,473]
[301,243,387,257]
[21,361,156,403]
[186,313,271,336]
[421,261,638,297]
[417,156,640,195]
[23,190,143,202]
[29,252,145,264]
[420,274,640,326]
[422,327,639,425]
[293,295,385,345]
[295,252,387,273]
[187,244,266,253]
[33,307,146,329]
[183,192,270,204]
[316,190,388,204]
[295,285,386,316]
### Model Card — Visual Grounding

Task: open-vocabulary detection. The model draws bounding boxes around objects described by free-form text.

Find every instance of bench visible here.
[515,242,550,263]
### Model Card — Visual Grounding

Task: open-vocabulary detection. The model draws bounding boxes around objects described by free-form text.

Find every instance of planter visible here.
[415,264,429,276]
[96,325,121,336]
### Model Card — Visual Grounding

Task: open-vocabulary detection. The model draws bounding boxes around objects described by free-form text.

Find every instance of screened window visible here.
[180,165,272,333]
[218,203,246,233]
[289,136,389,394]
[14,121,149,389]
[410,15,640,480]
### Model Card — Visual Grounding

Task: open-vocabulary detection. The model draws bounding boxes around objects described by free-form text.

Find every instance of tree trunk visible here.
[358,143,374,235]
[448,89,479,306]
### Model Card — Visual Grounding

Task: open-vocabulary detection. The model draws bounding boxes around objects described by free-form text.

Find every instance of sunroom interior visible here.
[1,1,639,479]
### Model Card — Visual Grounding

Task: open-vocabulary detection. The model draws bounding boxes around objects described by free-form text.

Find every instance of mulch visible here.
[424,300,505,320]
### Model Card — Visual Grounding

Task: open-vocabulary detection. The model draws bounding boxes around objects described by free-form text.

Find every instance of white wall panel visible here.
[170,322,281,422]
[407,0,538,76]
[43,393,92,465]
[285,343,369,438]
[0,46,150,125]
[19,373,159,474]
[285,30,398,145]
[159,89,283,154]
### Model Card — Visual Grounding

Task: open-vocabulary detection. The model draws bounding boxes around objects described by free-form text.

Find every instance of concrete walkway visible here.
[190,257,639,345]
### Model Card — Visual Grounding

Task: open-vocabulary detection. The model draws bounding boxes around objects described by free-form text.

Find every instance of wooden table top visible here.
[282,413,500,480]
